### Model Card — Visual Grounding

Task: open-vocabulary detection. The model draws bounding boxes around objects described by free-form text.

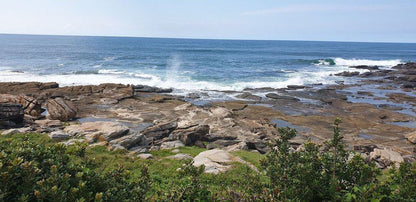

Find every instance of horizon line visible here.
[0,32,415,45]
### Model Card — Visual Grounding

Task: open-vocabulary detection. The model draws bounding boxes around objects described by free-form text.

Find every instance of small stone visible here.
[404,131,416,144]
[137,153,153,159]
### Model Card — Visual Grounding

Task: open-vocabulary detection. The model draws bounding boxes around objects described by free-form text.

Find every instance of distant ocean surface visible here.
[1,34,416,93]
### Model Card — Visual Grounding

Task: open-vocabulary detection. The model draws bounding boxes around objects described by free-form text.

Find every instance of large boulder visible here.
[1,94,43,117]
[169,125,210,146]
[46,98,78,121]
[160,140,185,149]
[64,121,129,141]
[109,131,146,149]
[142,121,177,141]
[193,149,233,174]
[369,148,404,168]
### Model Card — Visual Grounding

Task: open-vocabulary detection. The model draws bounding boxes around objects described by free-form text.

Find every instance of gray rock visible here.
[110,132,146,149]
[160,140,185,149]
[369,148,404,168]
[265,93,300,101]
[49,130,71,140]
[193,149,233,174]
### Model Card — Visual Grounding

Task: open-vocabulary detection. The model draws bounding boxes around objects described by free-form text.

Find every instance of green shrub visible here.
[0,134,150,202]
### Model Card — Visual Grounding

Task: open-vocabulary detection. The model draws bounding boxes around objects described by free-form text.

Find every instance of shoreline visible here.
[1,62,415,164]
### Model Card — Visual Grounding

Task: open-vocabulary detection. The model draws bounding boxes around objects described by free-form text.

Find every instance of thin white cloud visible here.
[242,4,395,16]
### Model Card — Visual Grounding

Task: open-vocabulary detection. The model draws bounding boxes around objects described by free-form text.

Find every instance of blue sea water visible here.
[1,34,416,93]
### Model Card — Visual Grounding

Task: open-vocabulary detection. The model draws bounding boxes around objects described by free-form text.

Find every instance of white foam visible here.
[333,58,401,67]
[98,69,124,74]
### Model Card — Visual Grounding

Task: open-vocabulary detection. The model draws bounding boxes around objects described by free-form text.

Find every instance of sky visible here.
[0,0,415,43]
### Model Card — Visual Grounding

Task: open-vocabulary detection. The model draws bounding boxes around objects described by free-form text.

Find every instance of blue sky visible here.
[0,0,415,42]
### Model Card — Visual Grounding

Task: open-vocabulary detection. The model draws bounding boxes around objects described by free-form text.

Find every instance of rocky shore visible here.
[1,62,416,170]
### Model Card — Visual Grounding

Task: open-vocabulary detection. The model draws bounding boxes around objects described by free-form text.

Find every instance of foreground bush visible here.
[0,134,150,201]
[1,122,415,201]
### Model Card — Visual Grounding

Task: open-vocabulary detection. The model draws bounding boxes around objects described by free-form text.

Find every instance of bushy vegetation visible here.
[1,119,415,201]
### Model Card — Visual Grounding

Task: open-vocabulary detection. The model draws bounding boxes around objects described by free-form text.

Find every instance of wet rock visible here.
[137,153,153,159]
[109,131,146,149]
[265,93,300,101]
[286,85,307,90]
[133,85,173,93]
[404,131,416,144]
[187,93,201,99]
[169,125,210,146]
[46,98,78,121]
[142,121,178,140]
[49,130,71,140]
[160,140,185,149]
[349,65,379,70]
[167,153,193,160]
[235,92,262,101]
[206,139,240,149]
[334,71,360,77]
[392,62,416,70]
[369,148,404,168]
[193,149,233,174]
[64,121,129,141]
[357,91,374,96]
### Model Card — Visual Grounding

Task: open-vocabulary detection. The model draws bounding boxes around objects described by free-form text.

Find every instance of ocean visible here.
[1,34,416,95]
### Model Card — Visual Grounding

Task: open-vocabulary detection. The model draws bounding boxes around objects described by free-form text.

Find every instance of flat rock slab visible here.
[64,121,129,141]
[193,149,233,174]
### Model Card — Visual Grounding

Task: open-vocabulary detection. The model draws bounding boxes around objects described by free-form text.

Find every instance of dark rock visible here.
[247,140,269,154]
[349,65,379,70]
[265,93,300,101]
[194,140,206,148]
[286,85,307,90]
[353,144,378,154]
[46,98,78,121]
[142,121,178,140]
[170,125,210,146]
[334,71,360,77]
[109,131,146,149]
[0,103,24,128]
[357,91,374,96]
[392,62,416,70]
[0,94,43,118]
[133,85,173,93]
[236,92,262,101]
